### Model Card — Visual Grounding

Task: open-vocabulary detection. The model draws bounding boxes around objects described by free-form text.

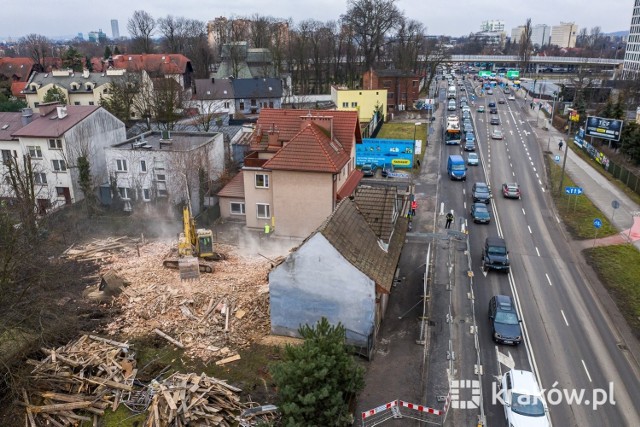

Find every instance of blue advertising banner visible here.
[356,138,414,169]
[585,116,623,141]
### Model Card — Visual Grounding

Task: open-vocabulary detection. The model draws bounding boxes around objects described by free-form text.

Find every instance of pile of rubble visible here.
[92,239,273,362]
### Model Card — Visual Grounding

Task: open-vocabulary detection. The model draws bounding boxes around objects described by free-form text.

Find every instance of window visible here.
[48,139,62,149]
[154,161,165,170]
[34,102,40,107]
[342,102,348,107]
[255,173,269,188]
[230,202,245,215]
[1,149,13,164]
[89,101,95,106]
[158,189,168,197]
[116,159,128,172]
[74,101,80,105]
[52,159,67,171]
[351,102,358,107]
[143,189,151,200]
[28,146,43,158]
[251,99,257,106]
[34,172,47,184]
[140,160,147,172]
[257,203,270,219]
[56,187,66,197]
[224,101,230,108]
[388,92,394,98]
[156,174,166,182]
[239,101,245,110]
[383,80,391,88]
[118,187,131,200]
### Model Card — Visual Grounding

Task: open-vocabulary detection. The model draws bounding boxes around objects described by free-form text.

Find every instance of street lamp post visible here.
[546,91,559,151]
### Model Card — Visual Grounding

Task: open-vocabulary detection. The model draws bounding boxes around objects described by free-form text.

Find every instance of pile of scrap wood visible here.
[61,236,145,263]
[24,334,136,426]
[24,335,279,426]
[102,240,272,362]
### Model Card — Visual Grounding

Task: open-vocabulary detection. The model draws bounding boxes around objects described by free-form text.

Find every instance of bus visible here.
[445,115,461,145]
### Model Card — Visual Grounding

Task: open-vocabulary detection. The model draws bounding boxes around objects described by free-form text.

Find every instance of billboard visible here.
[356,138,414,169]
[478,70,492,77]
[585,116,623,141]
[506,70,520,79]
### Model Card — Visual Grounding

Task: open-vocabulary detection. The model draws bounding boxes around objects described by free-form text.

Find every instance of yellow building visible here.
[331,85,387,124]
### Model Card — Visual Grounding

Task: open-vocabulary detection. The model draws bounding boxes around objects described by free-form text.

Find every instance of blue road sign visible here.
[555,155,561,163]
[565,187,584,195]
[593,218,602,229]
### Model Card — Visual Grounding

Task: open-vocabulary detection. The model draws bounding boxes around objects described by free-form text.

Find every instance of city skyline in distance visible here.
[0,0,633,42]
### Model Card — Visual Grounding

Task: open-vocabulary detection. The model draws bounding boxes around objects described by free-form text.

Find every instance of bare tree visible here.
[249,14,273,48]
[158,15,188,53]
[18,34,51,69]
[341,0,403,70]
[389,18,425,72]
[421,37,450,97]
[128,10,156,53]
[150,77,189,131]
[519,18,533,77]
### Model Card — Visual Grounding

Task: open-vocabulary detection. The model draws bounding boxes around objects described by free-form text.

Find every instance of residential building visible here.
[511,26,525,44]
[481,20,505,32]
[624,0,640,77]
[331,85,387,123]
[93,54,193,91]
[5,104,125,212]
[192,78,235,116]
[362,69,420,115]
[111,19,120,40]
[473,31,506,47]
[214,42,277,79]
[532,24,552,47]
[550,22,578,48]
[269,192,407,359]
[0,57,39,98]
[102,130,225,215]
[0,111,24,199]
[192,77,284,118]
[217,109,364,237]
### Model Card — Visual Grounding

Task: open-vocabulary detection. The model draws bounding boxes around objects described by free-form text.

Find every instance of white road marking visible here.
[561,310,569,326]
[533,167,537,172]
[545,273,553,286]
[541,187,545,193]
[522,208,526,216]
[464,201,467,209]
[528,225,533,234]
[582,360,593,382]
[555,215,560,223]
[513,171,516,177]
[538,179,543,186]
[535,247,540,257]
[536,173,539,179]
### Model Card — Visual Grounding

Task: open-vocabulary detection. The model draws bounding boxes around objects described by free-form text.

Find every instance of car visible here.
[489,295,522,344]
[482,236,510,272]
[488,102,496,108]
[501,370,550,427]
[498,99,506,104]
[472,182,491,203]
[463,123,474,133]
[361,163,377,177]
[508,94,516,101]
[491,129,504,140]
[470,203,491,223]
[462,111,471,120]
[460,96,468,103]
[487,89,493,95]
[464,140,476,152]
[502,183,522,199]
[490,117,500,125]
[477,105,485,113]
[490,108,498,114]
[467,152,479,165]
[462,105,471,113]
[460,86,466,91]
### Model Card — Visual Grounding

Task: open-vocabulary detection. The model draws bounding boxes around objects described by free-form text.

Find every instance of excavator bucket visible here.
[179,256,201,281]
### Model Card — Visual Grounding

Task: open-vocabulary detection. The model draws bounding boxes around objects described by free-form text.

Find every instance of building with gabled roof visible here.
[217,109,364,237]
[94,54,193,90]
[269,195,408,359]
[363,68,421,115]
[0,57,36,83]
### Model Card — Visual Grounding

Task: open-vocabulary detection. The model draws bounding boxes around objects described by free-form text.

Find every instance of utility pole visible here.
[558,120,572,194]
[546,91,558,151]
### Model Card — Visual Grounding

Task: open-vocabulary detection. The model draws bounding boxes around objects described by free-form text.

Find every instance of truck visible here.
[447,154,467,180]
[445,115,461,145]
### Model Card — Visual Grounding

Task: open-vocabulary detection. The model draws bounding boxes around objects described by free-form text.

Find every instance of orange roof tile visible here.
[11,81,27,98]
[336,170,364,200]
[262,123,350,173]
[251,109,361,154]
[110,54,191,75]
[217,171,245,198]
[0,57,34,82]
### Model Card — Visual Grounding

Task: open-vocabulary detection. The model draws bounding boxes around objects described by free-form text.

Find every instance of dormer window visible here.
[85,83,94,91]
[70,83,79,91]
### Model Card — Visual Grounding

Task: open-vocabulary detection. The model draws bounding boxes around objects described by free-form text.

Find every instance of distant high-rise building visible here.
[531,24,551,47]
[511,26,525,44]
[111,19,120,40]
[550,22,578,48]
[481,20,505,32]
[77,33,84,41]
[623,0,640,77]
[88,29,107,43]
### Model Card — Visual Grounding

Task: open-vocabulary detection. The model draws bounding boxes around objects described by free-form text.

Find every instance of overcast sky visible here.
[0,0,633,41]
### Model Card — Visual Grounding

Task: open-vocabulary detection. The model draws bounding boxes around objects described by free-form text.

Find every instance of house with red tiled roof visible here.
[217,108,364,238]
[96,54,193,91]
[4,104,126,213]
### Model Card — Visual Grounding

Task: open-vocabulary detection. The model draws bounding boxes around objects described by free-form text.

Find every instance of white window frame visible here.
[140,160,147,172]
[116,159,128,172]
[230,202,245,215]
[28,146,43,158]
[34,172,47,184]
[48,138,62,149]
[118,187,131,200]
[255,173,269,188]
[52,159,67,172]
[156,174,166,182]
[256,203,270,219]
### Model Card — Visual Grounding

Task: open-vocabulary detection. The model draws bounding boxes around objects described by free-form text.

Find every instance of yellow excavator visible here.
[163,204,225,279]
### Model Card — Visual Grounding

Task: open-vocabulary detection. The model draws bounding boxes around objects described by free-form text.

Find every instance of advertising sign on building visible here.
[585,116,623,141]
[356,138,414,169]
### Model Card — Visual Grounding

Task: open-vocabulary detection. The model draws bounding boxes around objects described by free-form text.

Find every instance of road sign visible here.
[611,200,620,209]
[555,155,561,163]
[593,218,602,229]
[565,187,583,195]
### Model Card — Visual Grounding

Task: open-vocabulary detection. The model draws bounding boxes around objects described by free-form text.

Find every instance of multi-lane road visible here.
[437,76,640,426]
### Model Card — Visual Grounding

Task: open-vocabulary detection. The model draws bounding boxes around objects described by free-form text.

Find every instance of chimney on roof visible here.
[21,108,33,126]
[267,126,280,149]
[301,114,334,140]
[56,106,68,119]
[39,102,61,117]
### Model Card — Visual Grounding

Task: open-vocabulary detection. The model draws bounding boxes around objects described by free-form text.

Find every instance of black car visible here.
[488,102,496,108]
[482,236,510,272]
[470,203,491,223]
[472,182,491,203]
[489,295,522,345]
[490,108,498,114]
[490,117,500,125]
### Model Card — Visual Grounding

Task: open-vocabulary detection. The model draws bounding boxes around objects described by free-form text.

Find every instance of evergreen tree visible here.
[271,318,365,427]
[104,45,112,59]
[43,86,67,105]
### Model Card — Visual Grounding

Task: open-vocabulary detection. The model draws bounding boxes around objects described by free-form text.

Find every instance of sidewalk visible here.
[520,94,640,251]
